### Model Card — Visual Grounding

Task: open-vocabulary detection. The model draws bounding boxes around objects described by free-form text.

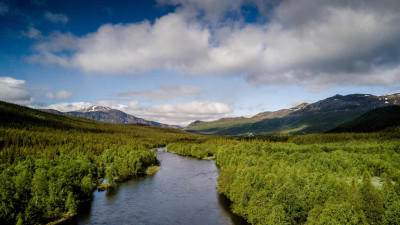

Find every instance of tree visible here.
[317,202,366,225]
[65,192,77,214]
[360,171,384,224]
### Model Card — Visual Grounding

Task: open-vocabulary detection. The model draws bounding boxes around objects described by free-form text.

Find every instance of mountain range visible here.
[186,93,400,135]
[41,105,182,128]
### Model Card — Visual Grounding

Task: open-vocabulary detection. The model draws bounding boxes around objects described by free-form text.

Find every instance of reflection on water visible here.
[64,148,248,225]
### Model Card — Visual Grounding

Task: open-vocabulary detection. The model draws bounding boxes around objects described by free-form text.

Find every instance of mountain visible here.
[186,93,400,135]
[329,105,400,133]
[252,103,309,119]
[76,105,114,113]
[41,105,181,128]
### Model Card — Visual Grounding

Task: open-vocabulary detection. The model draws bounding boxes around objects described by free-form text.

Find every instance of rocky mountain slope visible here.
[41,105,180,128]
[186,93,400,135]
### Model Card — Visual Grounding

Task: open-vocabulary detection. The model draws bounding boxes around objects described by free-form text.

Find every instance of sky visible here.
[1,0,400,126]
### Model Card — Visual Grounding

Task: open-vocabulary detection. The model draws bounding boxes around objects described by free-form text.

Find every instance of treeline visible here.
[0,101,203,224]
[167,133,400,224]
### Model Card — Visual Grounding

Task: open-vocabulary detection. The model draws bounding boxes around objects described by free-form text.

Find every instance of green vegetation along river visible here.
[64,148,247,225]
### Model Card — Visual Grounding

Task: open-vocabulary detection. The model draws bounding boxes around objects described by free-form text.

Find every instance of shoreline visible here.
[47,148,163,224]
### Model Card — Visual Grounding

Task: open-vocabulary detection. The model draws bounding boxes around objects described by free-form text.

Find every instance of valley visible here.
[1,99,400,224]
[3,1,400,224]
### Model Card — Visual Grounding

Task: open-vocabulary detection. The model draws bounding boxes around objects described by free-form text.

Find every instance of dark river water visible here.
[65,148,248,225]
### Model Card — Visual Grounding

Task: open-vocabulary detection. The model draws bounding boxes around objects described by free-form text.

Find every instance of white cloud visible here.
[119,85,204,99]
[29,0,400,90]
[25,27,42,39]
[157,0,245,22]
[175,101,231,114]
[40,100,233,126]
[0,77,35,105]
[28,31,79,67]
[116,100,234,126]
[43,90,73,100]
[44,12,68,24]
[30,13,210,74]
[41,102,92,112]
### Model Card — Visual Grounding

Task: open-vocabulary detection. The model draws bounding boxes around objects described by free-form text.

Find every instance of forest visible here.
[168,133,400,225]
[0,101,203,224]
[2,100,400,224]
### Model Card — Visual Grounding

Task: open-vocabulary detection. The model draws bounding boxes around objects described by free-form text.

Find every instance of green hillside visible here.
[0,101,202,225]
[186,110,365,135]
[330,105,400,133]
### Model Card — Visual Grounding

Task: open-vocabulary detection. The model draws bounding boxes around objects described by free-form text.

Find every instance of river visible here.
[64,148,248,225]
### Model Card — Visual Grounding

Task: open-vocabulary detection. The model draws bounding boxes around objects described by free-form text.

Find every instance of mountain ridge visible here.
[186,93,400,135]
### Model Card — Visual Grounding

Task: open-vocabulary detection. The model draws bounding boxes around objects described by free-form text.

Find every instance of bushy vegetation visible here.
[168,133,400,224]
[0,101,202,224]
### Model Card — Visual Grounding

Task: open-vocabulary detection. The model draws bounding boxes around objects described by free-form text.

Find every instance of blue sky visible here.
[1,0,400,125]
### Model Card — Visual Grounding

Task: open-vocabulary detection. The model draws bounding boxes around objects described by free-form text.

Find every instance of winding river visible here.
[65,148,247,225]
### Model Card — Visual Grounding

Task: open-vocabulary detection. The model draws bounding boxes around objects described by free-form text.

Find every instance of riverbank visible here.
[97,165,161,192]
[63,150,247,225]
[46,213,76,225]
[166,134,400,225]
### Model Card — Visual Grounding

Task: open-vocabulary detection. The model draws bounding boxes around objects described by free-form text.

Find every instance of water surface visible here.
[66,148,247,225]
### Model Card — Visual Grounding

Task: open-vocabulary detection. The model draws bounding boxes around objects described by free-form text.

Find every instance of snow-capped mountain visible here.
[42,105,182,128]
[76,105,113,113]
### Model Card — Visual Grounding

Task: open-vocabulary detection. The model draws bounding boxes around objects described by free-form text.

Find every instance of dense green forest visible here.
[2,100,400,225]
[0,101,203,224]
[168,133,400,224]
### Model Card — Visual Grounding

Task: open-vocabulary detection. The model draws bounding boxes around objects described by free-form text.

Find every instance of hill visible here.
[186,93,400,135]
[330,105,400,133]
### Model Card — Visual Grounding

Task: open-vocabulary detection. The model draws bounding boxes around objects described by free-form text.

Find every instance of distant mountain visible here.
[252,103,309,119]
[76,105,114,113]
[186,93,400,135]
[42,105,182,128]
[329,105,400,133]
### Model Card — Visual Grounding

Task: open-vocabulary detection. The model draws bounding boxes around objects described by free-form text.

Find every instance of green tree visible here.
[317,202,366,225]
[360,171,384,224]
[65,192,77,214]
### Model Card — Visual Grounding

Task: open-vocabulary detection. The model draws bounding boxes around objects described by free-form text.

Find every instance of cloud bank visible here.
[39,102,93,112]
[0,77,35,105]
[42,100,233,126]
[0,76,74,106]
[29,0,400,90]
